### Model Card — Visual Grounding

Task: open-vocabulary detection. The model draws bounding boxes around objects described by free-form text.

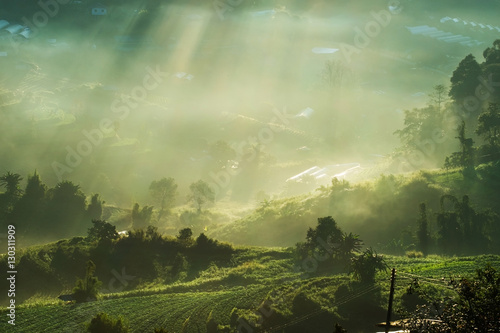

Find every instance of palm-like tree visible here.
[337,232,363,262]
[0,171,23,197]
[350,248,387,283]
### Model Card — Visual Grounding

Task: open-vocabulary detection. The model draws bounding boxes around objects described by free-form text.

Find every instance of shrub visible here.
[87,312,129,333]
[406,250,424,258]
[73,260,101,303]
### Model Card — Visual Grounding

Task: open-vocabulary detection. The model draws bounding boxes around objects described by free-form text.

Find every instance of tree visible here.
[188,180,215,212]
[394,104,445,165]
[304,216,343,259]
[87,220,119,243]
[429,84,448,112]
[483,39,500,65]
[406,264,500,332]
[321,59,354,91]
[444,121,476,178]
[476,103,500,147]
[0,171,23,197]
[73,260,102,303]
[177,228,193,244]
[449,54,482,103]
[350,248,387,283]
[87,312,129,333]
[131,203,154,229]
[10,171,46,232]
[337,232,363,263]
[43,180,87,238]
[87,193,104,221]
[416,203,430,256]
[149,177,177,219]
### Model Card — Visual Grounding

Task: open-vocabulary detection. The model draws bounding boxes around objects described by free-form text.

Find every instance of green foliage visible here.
[87,194,104,221]
[449,54,482,103]
[0,171,23,197]
[73,260,102,303]
[87,220,119,243]
[350,248,387,283]
[206,310,218,333]
[444,121,476,178]
[87,312,129,333]
[416,203,430,256]
[149,177,177,218]
[406,250,424,258]
[177,228,193,243]
[436,195,490,255]
[132,203,154,229]
[43,180,88,238]
[188,180,215,212]
[476,102,500,147]
[153,328,169,333]
[406,264,500,332]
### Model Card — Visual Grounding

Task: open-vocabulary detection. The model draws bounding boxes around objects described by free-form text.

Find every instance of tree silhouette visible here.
[131,203,153,229]
[73,260,101,303]
[449,54,482,103]
[0,171,23,197]
[476,103,500,147]
[149,177,177,219]
[350,248,387,283]
[188,180,215,212]
[87,220,118,243]
[444,121,476,178]
[430,84,448,111]
[416,203,430,256]
[10,171,46,232]
[43,180,87,238]
[87,194,104,221]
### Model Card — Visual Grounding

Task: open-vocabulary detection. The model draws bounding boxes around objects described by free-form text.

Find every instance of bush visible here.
[406,250,424,258]
[73,260,101,303]
[87,312,129,333]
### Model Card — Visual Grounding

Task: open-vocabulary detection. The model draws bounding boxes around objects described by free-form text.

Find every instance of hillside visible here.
[1,241,499,332]
[207,165,500,249]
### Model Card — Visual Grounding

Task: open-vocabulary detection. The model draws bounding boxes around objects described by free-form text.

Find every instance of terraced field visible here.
[2,284,271,333]
[2,254,499,333]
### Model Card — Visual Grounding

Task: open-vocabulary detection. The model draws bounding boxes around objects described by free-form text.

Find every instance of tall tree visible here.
[149,177,177,219]
[0,171,23,197]
[444,121,476,178]
[416,203,430,256]
[10,171,47,232]
[131,203,153,229]
[476,103,500,147]
[449,54,482,103]
[43,181,87,238]
[188,180,215,212]
[87,194,104,221]
[430,84,448,111]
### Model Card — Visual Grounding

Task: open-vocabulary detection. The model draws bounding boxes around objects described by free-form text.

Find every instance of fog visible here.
[1,0,499,215]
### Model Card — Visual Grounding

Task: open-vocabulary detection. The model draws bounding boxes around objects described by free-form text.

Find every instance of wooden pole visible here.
[385,268,396,333]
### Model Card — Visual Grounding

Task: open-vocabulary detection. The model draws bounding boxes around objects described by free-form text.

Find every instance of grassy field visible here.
[1,245,499,333]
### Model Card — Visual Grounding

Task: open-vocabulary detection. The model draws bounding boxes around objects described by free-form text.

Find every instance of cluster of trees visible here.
[405,264,500,333]
[395,40,500,174]
[0,220,233,304]
[296,216,387,283]
[0,170,219,244]
[0,171,103,241]
[415,194,499,256]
